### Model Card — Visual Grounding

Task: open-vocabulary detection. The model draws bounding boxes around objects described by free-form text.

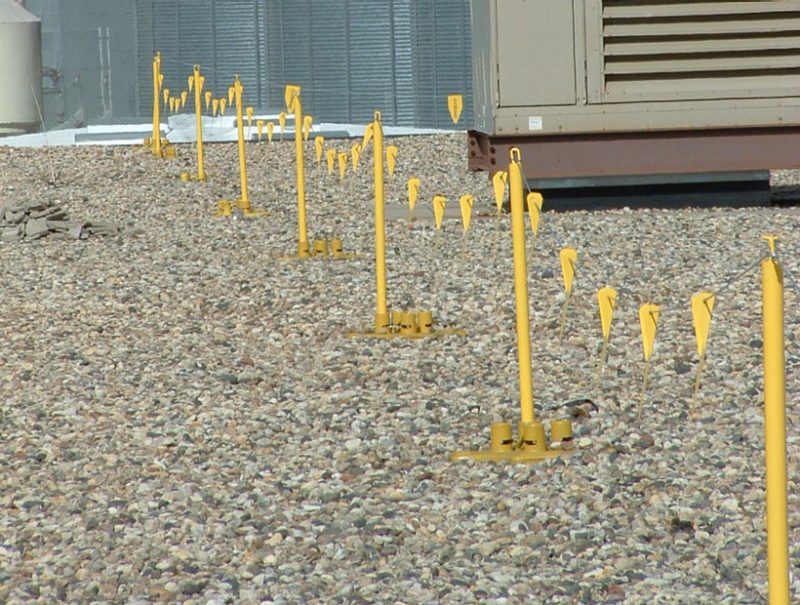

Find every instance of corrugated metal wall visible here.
[136,0,267,118]
[136,0,472,128]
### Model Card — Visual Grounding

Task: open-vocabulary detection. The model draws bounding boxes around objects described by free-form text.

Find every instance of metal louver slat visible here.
[601,0,800,102]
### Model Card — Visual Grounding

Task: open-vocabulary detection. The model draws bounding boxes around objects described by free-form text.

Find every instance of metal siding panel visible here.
[213,0,261,108]
[348,0,394,124]
[310,0,346,120]
[176,1,214,96]
[391,0,416,126]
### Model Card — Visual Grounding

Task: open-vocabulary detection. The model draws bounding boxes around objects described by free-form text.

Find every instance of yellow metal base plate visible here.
[346,326,466,339]
[214,200,270,218]
[274,251,359,262]
[450,447,574,464]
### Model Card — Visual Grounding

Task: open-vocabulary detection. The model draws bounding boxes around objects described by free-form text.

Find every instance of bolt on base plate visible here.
[347,309,466,339]
[451,420,575,464]
[179,172,207,183]
[274,239,359,261]
[214,200,270,218]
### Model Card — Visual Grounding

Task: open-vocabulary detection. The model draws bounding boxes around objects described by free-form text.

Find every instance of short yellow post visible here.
[288,86,309,257]
[373,111,388,332]
[151,53,161,157]
[191,65,206,181]
[232,76,250,212]
[509,148,534,424]
[761,235,790,605]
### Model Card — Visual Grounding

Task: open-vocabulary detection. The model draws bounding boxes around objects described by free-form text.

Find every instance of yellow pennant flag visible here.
[597,287,618,342]
[246,106,254,127]
[447,94,463,124]
[527,192,543,235]
[691,292,715,358]
[407,177,421,212]
[433,195,446,231]
[338,152,348,179]
[559,248,578,295]
[492,171,508,214]
[326,148,336,175]
[386,145,398,176]
[303,115,313,141]
[459,194,474,233]
[639,304,661,361]
[314,136,325,163]
[204,90,213,110]
[351,143,361,171]
[267,121,274,143]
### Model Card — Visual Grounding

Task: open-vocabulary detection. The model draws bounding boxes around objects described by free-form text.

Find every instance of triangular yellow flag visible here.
[408,177,421,212]
[315,136,325,163]
[212,98,220,116]
[459,194,474,233]
[691,292,715,357]
[597,287,617,342]
[351,144,361,171]
[338,152,348,179]
[257,120,264,142]
[219,98,227,115]
[386,145,398,176]
[639,304,661,362]
[246,106,254,127]
[303,115,313,141]
[492,171,508,214]
[204,91,212,110]
[284,84,301,112]
[326,149,336,175]
[447,94,463,124]
[559,248,578,294]
[433,195,446,231]
[526,192,543,236]
[267,121,274,143]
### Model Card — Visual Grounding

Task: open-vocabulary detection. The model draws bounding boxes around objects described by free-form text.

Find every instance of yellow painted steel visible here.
[267,121,274,143]
[233,78,249,210]
[761,235,790,605]
[338,152,347,179]
[151,53,161,156]
[386,145,398,176]
[459,194,474,233]
[433,195,446,231]
[191,65,206,182]
[526,192,543,236]
[372,111,389,332]
[492,170,508,215]
[314,136,324,164]
[598,287,617,342]
[508,148,535,425]
[257,119,264,142]
[550,419,573,443]
[559,248,578,295]
[326,149,336,175]
[286,85,309,257]
[691,292,715,358]
[447,94,463,123]
[303,115,313,141]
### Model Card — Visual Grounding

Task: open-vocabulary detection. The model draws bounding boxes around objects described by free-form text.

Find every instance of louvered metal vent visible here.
[601,0,800,101]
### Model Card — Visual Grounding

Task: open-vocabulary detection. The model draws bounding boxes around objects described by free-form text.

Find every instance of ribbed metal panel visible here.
[309,0,348,120]
[348,0,395,124]
[212,0,262,108]
[602,0,800,101]
[391,0,416,126]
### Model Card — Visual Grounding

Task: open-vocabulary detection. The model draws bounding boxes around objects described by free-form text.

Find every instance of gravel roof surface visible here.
[1,133,800,604]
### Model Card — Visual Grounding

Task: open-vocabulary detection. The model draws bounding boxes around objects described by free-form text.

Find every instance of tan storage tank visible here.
[0,0,42,135]
[469,0,800,179]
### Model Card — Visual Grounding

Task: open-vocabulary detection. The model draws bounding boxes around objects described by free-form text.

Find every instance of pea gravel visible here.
[1,134,800,604]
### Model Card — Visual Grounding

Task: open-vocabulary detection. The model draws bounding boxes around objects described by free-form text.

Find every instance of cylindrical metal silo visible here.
[0,0,42,135]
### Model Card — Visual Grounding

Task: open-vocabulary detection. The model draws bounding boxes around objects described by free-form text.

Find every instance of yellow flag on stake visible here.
[267,121,274,143]
[639,304,661,361]
[597,287,618,342]
[691,292,715,357]
[408,177,421,212]
[326,149,336,175]
[493,171,508,214]
[433,195,446,231]
[386,145,398,176]
[459,194,474,233]
[447,94,463,124]
[338,152,348,179]
[303,115,313,141]
[315,136,325,163]
[559,248,578,295]
[527,192,543,236]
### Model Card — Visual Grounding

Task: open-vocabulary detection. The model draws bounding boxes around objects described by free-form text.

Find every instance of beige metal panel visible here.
[604,17,800,38]
[604,1,800,19]
[606,36,800,57]
[605,55,800,75]
[492,97,800,135]
[496,0,576,107]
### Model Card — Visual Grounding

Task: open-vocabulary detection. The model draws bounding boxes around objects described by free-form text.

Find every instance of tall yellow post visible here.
[761,235,789,605]
[192,65,206,181]
[233,76,250,212]
[151,53,161,157]
[373,111,388,332]
[509,148,534,424]
[290,90,309,256]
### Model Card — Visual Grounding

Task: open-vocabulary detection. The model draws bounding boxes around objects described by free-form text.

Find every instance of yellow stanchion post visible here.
[451,147,572,463]
[286,85,309,256]
[215,76,267,218]
[347,114,462,340]
[150,53,162,157]
[191,65,206,181]
[761,235,790,605]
